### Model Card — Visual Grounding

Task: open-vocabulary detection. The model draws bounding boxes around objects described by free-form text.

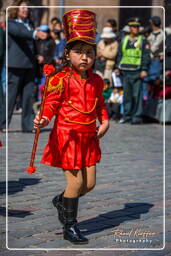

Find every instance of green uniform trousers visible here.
[122,71,143,122]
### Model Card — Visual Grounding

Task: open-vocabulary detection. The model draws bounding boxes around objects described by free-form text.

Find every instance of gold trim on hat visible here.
[69,28,96,33]
[66,36,96,45]
[68,22,95,26]
[128,21,140,25]
[63,8,96,16]
[67,15,94,19]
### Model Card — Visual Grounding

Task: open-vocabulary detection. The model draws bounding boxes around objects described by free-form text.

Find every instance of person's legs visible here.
[52,169,83,224]
[142,77,150,101]
[61,169,88,244]
[21,69,35,132]
[0,68,22,130]
[0,65,4,129]
[52,169,83,218]
[80,165,96,196]
[106,102,113,119]
[122,72,132,122]
[1,64,6,95]
[63,169,84,197]
[131,73,143,123]
[111,103,121,120]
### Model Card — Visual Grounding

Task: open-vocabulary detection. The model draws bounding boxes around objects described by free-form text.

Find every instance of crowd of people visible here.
[0,0,170,133]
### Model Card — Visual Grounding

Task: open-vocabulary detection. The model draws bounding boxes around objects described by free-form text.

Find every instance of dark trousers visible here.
[0,68,35,131]
[0,66,4,126]
[122,71,143,122]
[106,102,121,120]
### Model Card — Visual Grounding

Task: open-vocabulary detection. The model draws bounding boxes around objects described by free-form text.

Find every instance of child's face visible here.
[103,83,110,91]
[67,42,95,73]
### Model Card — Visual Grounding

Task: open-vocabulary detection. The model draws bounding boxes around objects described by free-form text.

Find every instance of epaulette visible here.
[47,70,67,93]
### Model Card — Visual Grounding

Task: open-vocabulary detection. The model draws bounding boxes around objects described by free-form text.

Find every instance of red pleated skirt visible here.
[41,128,101,170]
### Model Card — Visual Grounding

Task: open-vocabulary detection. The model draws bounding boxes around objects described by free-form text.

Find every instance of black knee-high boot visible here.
[52,191,85,225]
[62,196,88,244]
[52,191,65,224]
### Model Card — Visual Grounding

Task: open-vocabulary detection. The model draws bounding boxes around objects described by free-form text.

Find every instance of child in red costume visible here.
[34,9,109,245]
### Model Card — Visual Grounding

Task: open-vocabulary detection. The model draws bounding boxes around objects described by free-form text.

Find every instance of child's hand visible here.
[33,114,49,129]
[96,120,109,139]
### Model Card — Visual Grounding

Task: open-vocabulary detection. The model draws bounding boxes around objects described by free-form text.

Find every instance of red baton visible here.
[26,65,56,174]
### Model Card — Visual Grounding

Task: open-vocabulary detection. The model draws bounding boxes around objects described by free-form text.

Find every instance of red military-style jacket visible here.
[42,65,109,132]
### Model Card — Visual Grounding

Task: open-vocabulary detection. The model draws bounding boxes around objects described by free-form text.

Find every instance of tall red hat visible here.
[62,9,96,45]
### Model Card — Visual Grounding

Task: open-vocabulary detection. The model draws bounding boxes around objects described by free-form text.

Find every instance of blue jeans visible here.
[143,59,163,100]
[1,64,6,94]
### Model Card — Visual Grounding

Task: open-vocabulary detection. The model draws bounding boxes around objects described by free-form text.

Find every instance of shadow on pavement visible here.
[77,202,154,235]
[0,178,41,195]
[0,178,41,217]
[0,207,33,217]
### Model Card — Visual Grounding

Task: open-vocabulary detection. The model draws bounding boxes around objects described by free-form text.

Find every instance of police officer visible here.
[115,17,150,124]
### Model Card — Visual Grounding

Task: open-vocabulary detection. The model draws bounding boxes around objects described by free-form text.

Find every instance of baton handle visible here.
[26,75,50,174]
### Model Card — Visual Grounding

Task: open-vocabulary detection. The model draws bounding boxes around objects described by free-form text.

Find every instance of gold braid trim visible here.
[64,8,95,17]
[64,118,96,125]
[67,15,94,19]
[128,21,140,25]
[66,36,96,45]
[69,28,96,33]
[68,98,98,114]
[68,22,95,26]
[47,73,67,93]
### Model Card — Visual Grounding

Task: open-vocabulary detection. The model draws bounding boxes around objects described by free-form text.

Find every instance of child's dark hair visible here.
[103,78,110,85]
[107,19,117,28]
[57,40,96,72]
[51,17,61,24]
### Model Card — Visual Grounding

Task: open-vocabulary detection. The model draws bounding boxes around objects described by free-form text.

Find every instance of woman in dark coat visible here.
[0,0,45,132]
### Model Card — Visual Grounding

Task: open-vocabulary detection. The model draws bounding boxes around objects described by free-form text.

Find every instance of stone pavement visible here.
[0,113,171,256]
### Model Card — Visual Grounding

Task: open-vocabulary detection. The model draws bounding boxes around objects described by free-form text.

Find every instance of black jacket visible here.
[36,37,56,64]
[166,34,171,71]
[0,27,5,66]
[8,18,37,68]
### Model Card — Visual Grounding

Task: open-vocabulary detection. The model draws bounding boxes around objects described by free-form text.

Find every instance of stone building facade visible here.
[0,0,166,31]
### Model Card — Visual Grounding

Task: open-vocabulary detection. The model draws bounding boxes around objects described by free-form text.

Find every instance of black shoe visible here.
[63,223,88,244]
[62,196,88,244]
[131,120,143,125]
[52,191,65,224]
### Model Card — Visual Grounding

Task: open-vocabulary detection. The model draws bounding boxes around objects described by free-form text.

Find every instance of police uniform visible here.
[116,18,150,124]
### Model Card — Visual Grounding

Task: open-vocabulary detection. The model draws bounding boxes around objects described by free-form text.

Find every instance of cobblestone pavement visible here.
[0,113,171,256]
